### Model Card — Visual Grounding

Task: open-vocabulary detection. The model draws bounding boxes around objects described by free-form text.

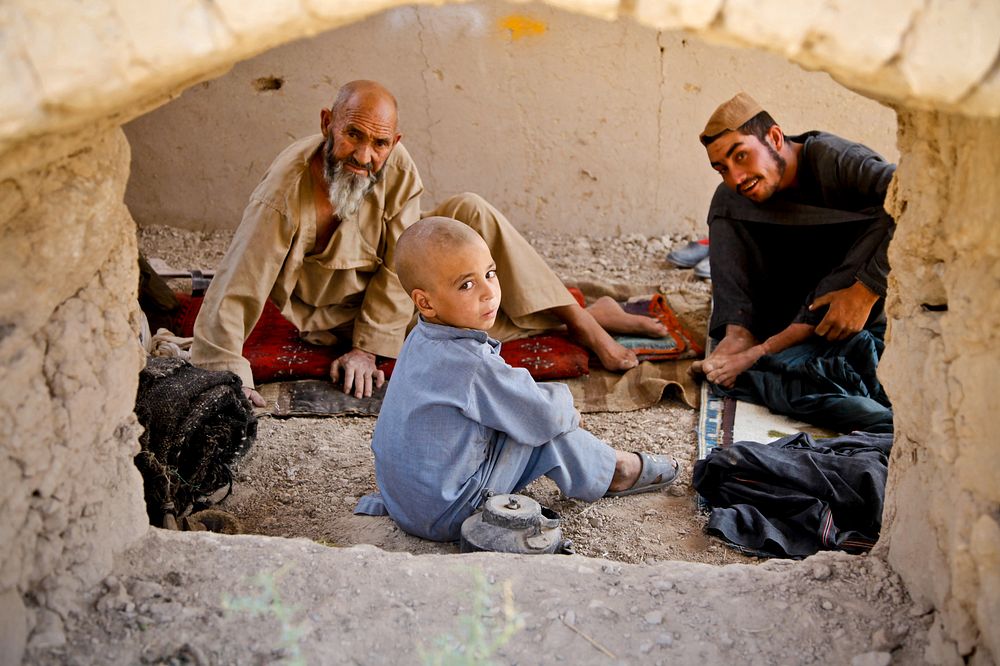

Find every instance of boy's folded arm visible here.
[463,355,579,447]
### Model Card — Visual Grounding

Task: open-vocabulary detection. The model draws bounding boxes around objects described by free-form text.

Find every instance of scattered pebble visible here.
[811,563,832,580]
[851,651,892,666]
[644,610,664,625]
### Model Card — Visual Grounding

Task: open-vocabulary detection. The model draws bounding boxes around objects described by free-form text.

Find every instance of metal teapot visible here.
[460,493,572,555]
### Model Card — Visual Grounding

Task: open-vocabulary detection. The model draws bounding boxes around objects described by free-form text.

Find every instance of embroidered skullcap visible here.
[700,92,765,142]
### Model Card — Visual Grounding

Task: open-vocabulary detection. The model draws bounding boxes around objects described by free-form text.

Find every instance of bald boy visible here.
[354,217,679,542]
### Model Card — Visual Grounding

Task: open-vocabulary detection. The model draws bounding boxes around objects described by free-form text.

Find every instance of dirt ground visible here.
[21,225,932,665]
[136,224,749,566]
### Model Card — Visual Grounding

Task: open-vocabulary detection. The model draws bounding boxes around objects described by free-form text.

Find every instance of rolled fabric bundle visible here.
[133,357,257,527]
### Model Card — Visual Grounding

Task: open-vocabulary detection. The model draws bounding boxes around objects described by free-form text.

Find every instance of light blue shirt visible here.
[355,317,581,541]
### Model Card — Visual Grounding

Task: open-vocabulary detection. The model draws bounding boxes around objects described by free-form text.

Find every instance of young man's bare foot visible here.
[550,304,638,372]
[691,324,758,376]
[587,296,669,338]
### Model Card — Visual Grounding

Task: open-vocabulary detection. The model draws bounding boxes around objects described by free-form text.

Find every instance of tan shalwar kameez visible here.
[191,134,575,389]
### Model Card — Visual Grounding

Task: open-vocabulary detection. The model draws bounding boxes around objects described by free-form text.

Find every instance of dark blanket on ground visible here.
[714,326,892,434]
[134,357,257,525]
[693,431,893,558]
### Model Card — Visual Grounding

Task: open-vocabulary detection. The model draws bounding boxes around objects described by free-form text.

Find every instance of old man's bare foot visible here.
[587,296,669,338]
[551,304,638,372]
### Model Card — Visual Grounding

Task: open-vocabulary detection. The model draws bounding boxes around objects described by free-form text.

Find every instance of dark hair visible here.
[700,110,779,147]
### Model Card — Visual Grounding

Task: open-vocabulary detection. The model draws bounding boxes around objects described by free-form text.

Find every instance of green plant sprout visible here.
[222,565,306,666]
[421,568,525,666]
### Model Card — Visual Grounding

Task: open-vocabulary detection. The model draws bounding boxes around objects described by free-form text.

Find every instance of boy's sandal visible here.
[604,452,680,497]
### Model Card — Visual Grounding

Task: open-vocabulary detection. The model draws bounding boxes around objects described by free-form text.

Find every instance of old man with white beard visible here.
[192,80,665,405]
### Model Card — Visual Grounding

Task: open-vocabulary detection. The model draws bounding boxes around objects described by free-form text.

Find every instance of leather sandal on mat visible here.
[605,452,680,497]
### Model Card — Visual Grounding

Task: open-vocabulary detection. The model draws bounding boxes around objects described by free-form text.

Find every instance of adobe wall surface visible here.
[0,128,148,653]
[0,0,997,663]
[878,110,1000,664]
[121,1,897,236]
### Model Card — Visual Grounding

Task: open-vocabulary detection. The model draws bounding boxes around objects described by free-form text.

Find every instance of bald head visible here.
[332,80,399,132]
[395,217,487,295]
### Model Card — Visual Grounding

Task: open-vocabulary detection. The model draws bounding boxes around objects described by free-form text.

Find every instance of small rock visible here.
[719,633,734,648]
[653,580,674,592]
[811,563,832,580]
[96,583,131,613]
[563,610,576,626]
[27,610,65,650]
[145,600,183,624]
[644,610,663,625]
[640,641,654,654]
[128,580,164,602]
[851,651,892,666]
[821,600,834,611]
[871,627,902,651]
[587,516,602,528]
[908,599,933,617]
[872,623,909,651]
[656,633,674,647]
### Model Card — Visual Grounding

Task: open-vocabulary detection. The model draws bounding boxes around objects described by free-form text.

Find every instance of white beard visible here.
[326,160,373,220]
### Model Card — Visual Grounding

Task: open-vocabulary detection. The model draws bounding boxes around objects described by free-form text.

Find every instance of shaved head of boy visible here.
[395,216,502,331]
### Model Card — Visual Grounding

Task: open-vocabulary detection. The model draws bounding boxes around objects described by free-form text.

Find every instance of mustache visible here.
[322,136,384,186]
[342,157,375,177]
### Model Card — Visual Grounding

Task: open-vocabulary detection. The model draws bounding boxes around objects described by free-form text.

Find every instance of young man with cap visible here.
[691,92,896,432]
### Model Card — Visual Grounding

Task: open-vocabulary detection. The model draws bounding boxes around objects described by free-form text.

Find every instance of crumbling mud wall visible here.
[0,1,997,664]
[878,110,1000,665]
[0,129,148,654]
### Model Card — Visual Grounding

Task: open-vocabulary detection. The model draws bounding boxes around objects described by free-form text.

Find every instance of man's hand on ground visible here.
[810,281,879,341]
[330,348,385,398]
[242,386,266,407]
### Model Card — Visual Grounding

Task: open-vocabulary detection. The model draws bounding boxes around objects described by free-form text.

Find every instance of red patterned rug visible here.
[169,294,590,384]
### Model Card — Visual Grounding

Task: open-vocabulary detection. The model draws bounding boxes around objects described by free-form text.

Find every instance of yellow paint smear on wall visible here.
[499,14,547,40]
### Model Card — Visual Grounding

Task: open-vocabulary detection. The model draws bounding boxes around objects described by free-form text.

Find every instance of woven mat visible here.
[257,380,386,418]
[696,340,837,461]
[566,359,700,413]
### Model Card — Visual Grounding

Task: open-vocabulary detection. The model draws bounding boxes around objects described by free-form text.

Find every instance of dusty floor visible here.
[21,225,932,664]
[136,224,747,566]
[29,531,930,665]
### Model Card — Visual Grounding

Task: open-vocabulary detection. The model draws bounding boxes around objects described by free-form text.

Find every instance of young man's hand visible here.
[810,281,879,341]
[330,348,386,398]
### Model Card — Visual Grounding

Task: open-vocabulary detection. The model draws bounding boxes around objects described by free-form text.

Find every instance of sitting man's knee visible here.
[432,192,495,228]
